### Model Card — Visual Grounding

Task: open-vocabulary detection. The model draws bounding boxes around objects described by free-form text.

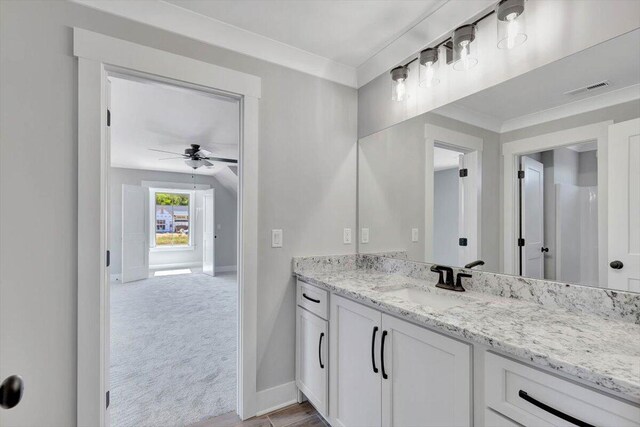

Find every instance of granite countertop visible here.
[294,268,640,401]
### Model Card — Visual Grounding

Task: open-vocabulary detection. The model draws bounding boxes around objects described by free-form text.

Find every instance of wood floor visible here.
[188,402,327,427]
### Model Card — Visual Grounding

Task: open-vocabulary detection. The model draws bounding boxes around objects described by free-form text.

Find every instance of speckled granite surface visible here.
[293,255,640,400]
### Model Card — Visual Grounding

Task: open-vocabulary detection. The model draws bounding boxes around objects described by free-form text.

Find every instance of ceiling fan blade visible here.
[201,160,214,167]
[149,148,186,156]
[195,149,212,157]
[202,156,238,164]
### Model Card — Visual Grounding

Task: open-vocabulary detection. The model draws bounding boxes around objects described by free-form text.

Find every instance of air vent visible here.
[564,80,610,96]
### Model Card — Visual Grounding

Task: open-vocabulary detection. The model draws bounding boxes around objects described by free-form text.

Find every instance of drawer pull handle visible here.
[303,293,320,304]
[380,330,388,379]
[518,390,595,427]
[371,326,379,373]
[318,332,324,369]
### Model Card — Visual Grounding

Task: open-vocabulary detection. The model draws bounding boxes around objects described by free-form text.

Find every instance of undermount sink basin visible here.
[379,287,466,310]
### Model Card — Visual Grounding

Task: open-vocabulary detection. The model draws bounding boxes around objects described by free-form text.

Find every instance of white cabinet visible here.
[329,294,472,427]
[329,295,382,427]
[381,314,471,427]
[295,306,328,416]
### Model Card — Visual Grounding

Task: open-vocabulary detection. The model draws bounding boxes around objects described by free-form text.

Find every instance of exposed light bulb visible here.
[459,40,472,70]
[424,62,436,87]
[506,13,519,49]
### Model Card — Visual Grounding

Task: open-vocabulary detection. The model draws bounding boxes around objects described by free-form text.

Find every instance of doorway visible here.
[107,73,239,426]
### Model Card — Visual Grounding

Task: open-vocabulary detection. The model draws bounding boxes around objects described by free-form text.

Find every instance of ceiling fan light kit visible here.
[390,0,528,100]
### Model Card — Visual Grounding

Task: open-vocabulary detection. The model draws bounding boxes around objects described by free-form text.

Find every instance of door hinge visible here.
[459,168,468,178]
[518,238,525,246]
[106,390,110,409]
[518,170,525,179]
[459,238,468,246]
[107,109,111,127]
[106,250,111,267]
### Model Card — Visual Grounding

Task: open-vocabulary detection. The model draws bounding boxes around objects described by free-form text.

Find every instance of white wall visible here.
[109,167,238,276]
[357,0,640,138]
[0,1,356,424]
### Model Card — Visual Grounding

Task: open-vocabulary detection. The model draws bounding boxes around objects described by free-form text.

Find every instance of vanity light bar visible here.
[391,0,527,101]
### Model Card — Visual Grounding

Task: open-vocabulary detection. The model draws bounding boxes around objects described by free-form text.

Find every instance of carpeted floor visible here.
[110,272,237,427]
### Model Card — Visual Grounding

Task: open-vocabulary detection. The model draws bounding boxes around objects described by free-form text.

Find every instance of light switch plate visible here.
[412,228,419,242]
[271,229,283,248]
[343,228,352,244]
[361,228,370,244]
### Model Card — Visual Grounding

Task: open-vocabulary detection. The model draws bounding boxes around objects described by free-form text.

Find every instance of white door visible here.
[203,188,215,276]
[121,185,149,283]
[458,151,480,267]
[608,118,640,291]
[381,313,471,427]
[296,307,328,416]
[330,295,382,427]
[520,156,545,278]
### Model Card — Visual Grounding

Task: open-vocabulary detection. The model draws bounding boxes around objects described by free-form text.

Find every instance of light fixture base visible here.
[497,0,524,21]
[390,66,409,81]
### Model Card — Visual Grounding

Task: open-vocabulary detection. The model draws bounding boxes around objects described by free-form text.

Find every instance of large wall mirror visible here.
[358,29,640,293]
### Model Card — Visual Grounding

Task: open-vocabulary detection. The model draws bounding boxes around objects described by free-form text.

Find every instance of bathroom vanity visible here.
[293,254,640,427]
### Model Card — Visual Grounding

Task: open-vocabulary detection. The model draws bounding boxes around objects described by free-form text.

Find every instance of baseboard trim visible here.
[215,265,237,273]
[255,381,298,416]
[149,261,201,270]
[110,274,121,283]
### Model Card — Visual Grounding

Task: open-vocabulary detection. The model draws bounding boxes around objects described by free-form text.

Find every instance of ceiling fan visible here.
[149,144,238,169]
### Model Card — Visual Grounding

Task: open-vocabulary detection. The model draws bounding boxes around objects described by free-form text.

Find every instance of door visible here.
[380,314,471,427]
[202,188,215,276]
[458,151,480,267]
[121,185,149,283]
[520,156,545,278]
[608,118,640,291]
[296,307,328,416]
[330,295,382,427]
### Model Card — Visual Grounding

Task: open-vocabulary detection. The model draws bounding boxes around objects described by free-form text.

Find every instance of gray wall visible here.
[0,1,356,424]
[578,151,598,187]
[109,167,238,275]
[433,168,459,265]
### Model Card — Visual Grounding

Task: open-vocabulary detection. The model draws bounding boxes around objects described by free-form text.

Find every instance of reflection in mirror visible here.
[358,29,640,292]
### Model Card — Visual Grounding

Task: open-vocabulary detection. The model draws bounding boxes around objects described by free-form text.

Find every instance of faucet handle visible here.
[454,272,472,292]
[430,265,445,285]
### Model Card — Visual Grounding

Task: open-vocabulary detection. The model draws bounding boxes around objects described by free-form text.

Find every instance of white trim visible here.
[149,261,201,270]
[434,103,503,134]
[424,124,483,263]
[501,121,611,282]
[71,0,356,88]
[110,274,121,283]
[216,265,238,273]
[73,27,261,98]
[141,180,211,190]
[255,381,298,416]
[501,84,640,133]
[75,28,259,425]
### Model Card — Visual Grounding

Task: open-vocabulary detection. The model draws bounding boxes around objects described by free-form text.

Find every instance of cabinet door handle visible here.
[318,332,324,369]
[371,326,379,373]
[380,330,388,379]
[518,390,594,427]
[303,293,320,304]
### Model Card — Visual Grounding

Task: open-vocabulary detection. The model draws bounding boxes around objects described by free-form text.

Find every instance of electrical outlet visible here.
[412,228,419,242]
[343,228,352,244]
[361,228,370,244]
[271,229,283,248]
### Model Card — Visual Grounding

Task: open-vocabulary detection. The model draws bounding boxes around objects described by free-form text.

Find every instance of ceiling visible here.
[435,29,640,132]
[109,75,239,176]
[166,0,443,68]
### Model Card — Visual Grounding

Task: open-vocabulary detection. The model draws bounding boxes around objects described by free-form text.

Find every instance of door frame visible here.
[502,121,611,281]
[424,124,483,264]
[75,28,261,425]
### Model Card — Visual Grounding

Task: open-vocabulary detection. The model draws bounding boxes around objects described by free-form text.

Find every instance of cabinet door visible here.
[330,295,382,427]
[296,307,328,416]
[381,314,471,427]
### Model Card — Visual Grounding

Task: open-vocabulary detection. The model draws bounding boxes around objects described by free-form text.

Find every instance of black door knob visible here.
[541,247,549,253]
[610,260,624,269]
[0,375,24,409]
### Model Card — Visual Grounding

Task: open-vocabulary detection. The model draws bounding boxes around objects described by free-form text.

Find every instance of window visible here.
[153,191,192,247]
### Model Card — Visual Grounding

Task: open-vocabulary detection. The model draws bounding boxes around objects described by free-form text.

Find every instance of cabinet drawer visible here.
[485,352,640,427]
[297,280,328,320]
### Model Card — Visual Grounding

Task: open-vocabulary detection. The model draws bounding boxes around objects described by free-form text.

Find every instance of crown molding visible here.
[500,84,640,133]
[356,0,495,88]
[72,0,358,87]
